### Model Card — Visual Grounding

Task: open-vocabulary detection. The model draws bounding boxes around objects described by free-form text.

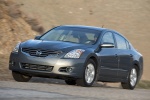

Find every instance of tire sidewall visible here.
[128,66,138,89]
[12,71,31,82]
[83,59,97,86]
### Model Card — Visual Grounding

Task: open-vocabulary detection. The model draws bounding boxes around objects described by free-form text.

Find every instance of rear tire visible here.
[12,71,32,82]
[76,59,96,87]
[121,66,138,90]
[65,79,76,85]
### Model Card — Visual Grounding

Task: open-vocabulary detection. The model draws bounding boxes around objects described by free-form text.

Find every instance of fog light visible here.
[9,61,15,66]
[66,67,73,73]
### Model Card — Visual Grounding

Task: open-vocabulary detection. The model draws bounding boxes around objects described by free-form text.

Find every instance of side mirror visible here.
[101,42,115,48]
[34,36,41,40]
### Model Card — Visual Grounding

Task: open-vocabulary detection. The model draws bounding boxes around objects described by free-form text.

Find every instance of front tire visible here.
[12,71,32,82]
[121,66,138,90]
[76,59,96,87]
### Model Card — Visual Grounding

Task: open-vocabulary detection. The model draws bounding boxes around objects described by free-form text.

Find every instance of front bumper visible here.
[9,52,86,79]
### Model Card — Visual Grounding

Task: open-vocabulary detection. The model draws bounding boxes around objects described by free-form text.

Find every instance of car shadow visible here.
[29,77,121,89]
[30,77,66,85]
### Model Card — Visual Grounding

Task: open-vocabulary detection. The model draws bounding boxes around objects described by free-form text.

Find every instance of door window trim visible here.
[100,31,117,48]
[113,32,129,50]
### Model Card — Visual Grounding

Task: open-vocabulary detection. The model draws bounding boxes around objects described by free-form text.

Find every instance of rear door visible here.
[114,33,133,78]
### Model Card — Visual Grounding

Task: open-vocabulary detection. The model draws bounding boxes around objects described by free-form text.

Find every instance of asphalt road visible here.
[0,78,150,100]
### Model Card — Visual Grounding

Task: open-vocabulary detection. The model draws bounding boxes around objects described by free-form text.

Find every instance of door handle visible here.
[130,54,133,57]
[115,54,118,57]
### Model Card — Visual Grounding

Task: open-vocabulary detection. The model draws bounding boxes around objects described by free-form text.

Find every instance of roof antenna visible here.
[102,25,104,28]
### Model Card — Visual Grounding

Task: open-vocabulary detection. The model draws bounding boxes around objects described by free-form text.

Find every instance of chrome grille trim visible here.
[22,48,62,57]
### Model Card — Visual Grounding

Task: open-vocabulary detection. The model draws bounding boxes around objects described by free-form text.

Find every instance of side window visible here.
[101,32,115,44]
[125,40,130,49]
[114,34,127,49]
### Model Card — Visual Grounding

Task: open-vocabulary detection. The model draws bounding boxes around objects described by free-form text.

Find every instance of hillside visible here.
[0,0,40,80]
[14,0,150,80]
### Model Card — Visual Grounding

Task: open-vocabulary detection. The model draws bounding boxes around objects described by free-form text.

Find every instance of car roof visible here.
[59,25,106,31]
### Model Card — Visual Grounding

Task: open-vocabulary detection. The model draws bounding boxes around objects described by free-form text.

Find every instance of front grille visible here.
[21,63,53,72]
[22,48,62,57]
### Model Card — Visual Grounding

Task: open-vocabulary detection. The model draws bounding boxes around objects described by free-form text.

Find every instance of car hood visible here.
[21,40,92,51]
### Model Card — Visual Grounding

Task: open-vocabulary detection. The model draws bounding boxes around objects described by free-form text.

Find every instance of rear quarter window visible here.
[114,33,127,49]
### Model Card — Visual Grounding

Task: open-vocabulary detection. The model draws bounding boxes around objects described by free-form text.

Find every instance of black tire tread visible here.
[121,66,138,90]
[76,59,96,87]
[65,79,76,85]
[12,71,31,82]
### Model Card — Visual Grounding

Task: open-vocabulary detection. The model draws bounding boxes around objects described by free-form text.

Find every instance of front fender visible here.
[80,49,100,78]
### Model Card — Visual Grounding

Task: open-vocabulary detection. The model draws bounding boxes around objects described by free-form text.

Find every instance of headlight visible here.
[12,43,20,53]
[64,49,85,58]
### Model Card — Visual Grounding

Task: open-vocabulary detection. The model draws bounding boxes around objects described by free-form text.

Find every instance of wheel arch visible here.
[132,60,142,82]
[85,54,100,80]
[85,54,99,69]
[89,56,98,68]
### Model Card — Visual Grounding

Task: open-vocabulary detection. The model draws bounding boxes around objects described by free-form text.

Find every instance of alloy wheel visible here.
[130,68,137,87]
[85,63,95,84]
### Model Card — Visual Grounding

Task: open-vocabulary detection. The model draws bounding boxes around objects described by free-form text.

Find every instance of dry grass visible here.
[0,0,44,33]
[24,17,44,33]
[0,0,40,80]
[137,80,150,89]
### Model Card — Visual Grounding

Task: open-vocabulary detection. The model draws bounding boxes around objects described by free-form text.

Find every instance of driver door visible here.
[98,32,119,78]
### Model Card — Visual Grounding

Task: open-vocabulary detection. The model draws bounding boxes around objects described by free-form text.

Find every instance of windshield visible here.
[40,26,100,45]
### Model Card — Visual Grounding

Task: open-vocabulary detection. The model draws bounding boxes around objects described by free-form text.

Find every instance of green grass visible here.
[136,80,150,89]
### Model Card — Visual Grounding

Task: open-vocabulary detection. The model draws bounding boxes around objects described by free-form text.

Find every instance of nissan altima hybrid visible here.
[9,25,143,89]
